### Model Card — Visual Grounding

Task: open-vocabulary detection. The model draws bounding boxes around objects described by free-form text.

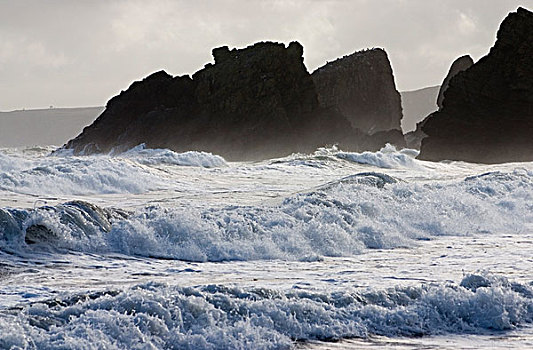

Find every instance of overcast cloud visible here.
[0,0,528,111]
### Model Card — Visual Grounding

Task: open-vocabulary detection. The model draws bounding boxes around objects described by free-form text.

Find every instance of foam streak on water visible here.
[0,145,532,349]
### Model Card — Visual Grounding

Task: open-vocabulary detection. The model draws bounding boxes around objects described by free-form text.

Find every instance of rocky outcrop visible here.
[312,49,403,134]
[436,55,474,109]
[63,42,405,160]
[418,7,533,163]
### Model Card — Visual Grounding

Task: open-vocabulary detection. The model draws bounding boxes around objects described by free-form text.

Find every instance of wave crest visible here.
[270,145,421,169]
[336,144,421,169]
[120,144,228,168]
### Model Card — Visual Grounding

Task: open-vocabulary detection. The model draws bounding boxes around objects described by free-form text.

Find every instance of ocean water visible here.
[0,144,532,349]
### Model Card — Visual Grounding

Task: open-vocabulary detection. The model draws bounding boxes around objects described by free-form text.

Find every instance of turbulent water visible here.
[1,144,532,349]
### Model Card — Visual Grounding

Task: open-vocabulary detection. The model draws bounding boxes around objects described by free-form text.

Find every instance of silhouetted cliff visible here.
[418,7,533,163]
[63,42,405,160]
[312,49,403,134]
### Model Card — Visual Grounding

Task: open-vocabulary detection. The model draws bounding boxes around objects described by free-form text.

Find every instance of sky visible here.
[0,0,528,111]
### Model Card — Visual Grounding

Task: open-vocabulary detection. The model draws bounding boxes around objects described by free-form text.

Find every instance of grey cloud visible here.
[0,0,528,111]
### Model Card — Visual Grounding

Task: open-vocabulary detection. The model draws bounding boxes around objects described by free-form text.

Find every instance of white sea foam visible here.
[0,145,226,198]
[106,169,533,261]
[1,145,533,348]
[0,273,531,349]
[120,143,228,168]
[0,152,165,196]
[336,144,422,169]
[268,146,344,169]
[271,144,423,169]
[2,169,531,262]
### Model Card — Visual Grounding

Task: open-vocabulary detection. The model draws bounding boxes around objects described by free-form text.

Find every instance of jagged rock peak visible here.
[311,48,403,134]
[314,47,387,69]
[437,55,474,109]
[211,41,304,65]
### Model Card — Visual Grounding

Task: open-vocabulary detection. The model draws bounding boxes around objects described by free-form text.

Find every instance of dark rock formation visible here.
[418,7,533,163]
[312,49,403,134]
[63,42,405,160]
[436,55,474,109]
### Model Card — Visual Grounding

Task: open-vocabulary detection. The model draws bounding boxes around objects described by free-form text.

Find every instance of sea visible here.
[0,143,532,349]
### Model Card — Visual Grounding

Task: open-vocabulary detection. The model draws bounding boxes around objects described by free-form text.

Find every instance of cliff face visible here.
[63,42,405,160]
[418,7,533,163]
[436,55,473,109]
[312,49,403,134]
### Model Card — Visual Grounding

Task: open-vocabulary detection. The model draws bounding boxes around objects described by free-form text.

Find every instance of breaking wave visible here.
[1,273,531,349]
[120,143,228,168]
[1,169,531,262]
[0,146,226,196]
[0,152,164,196]
[271,144,422,169]
[336,144,421,169]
